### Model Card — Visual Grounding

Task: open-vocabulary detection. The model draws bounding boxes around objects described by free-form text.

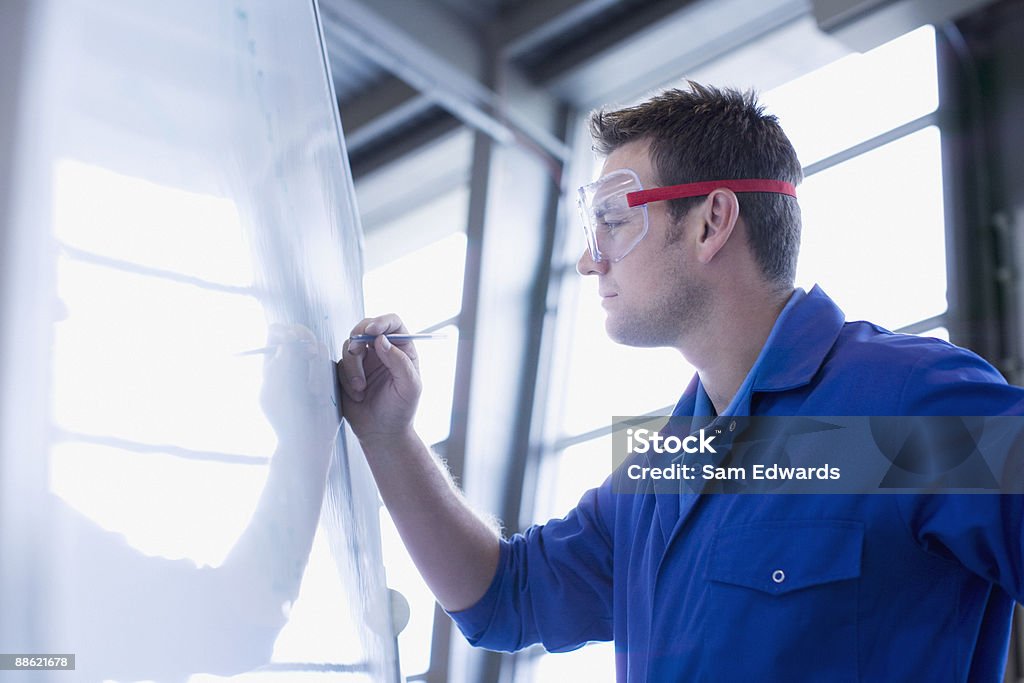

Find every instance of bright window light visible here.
[558,275,694,438]
[528,642,615,683]
[50,160,271,457]
[268,528,368,666]
[49,442,267,565]
[917,327,950,342]
[534,435,614,523]
[363,186,470,270]
[363,232,467,334]
[185,530,374,680]
[53,257,272,455]
[796,126,947,330]
[54,159,254,287]
[414,324,460,447]
[762,25,938,167]
[379,507,435,677]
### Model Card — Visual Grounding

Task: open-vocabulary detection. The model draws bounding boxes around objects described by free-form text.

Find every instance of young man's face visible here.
[576,140,710,348]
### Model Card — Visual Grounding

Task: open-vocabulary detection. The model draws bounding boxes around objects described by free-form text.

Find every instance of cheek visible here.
[646,253,691,299]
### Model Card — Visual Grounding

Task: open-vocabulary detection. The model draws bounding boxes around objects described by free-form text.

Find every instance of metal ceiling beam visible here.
[537,0,810,107]
[339,75,432,155]
[812,0,995,51]
[347,107,462,179]
[319,0,570,164]
[354,128,473,232]
[496,0,622,61]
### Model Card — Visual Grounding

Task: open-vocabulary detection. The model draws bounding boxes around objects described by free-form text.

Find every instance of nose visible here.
[576,247,608,276]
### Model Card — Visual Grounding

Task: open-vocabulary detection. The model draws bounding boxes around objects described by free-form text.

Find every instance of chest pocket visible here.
[701,520,864,683]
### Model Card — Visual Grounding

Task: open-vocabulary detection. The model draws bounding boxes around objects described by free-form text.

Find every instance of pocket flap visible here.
[706,520,863,596]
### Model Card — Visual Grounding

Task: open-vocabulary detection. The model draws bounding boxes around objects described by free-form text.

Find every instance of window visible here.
[795,125,946,330]
[356,129,472,679]
[764,26,944,333]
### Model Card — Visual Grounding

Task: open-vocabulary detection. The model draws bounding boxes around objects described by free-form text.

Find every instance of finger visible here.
[374,334,420,396]
[349,314,409,339]
[348,317,374,338]
[346,335,368,360]
[342,313,410,397]
[339,339,368,399]
[339,337,368,393]
[362,313,411,337]
[338,363,362,403]
[361,319,418,372]
[388,338,419,368]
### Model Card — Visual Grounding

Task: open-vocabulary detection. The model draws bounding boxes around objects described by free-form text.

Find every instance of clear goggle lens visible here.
[576,168,648,263]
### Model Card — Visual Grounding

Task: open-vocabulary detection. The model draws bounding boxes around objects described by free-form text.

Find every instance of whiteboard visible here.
[0,0,397,681]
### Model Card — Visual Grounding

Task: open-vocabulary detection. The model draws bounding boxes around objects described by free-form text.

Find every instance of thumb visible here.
[375,335,420,392]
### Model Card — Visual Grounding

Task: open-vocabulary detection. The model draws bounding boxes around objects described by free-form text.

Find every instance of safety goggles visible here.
[576,168,798,263]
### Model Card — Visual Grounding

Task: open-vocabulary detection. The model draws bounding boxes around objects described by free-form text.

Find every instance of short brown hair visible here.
[589,82,803,286]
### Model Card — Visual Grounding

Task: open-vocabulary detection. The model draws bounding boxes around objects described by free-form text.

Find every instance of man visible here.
[339,83,1024,681]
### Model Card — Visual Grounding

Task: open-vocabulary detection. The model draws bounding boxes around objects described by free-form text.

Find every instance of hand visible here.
[338,314,422,445]
[259,323,340,449]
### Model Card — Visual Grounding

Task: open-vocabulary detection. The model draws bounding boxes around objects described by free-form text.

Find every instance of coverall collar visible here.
[674,284,846,417]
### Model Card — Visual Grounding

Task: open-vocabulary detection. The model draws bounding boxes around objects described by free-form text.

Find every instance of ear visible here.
[694,188,740,265]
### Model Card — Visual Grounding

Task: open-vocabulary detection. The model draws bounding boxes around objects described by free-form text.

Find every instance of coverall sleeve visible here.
[896,344,1024,601]
[447,480,615,653]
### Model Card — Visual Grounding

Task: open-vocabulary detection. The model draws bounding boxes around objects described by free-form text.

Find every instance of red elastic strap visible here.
[627,179,797,207]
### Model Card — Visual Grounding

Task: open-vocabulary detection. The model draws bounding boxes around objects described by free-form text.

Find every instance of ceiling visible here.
[317,0,863,179]
[318,0,993,185]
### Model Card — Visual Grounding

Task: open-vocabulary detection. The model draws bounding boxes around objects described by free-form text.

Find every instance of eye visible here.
[595,208,631,231]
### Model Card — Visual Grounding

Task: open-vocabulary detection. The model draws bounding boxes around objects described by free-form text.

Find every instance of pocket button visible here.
[771,569,786,584]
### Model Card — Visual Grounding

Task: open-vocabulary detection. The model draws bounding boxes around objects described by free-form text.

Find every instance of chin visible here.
[605,313,676,348]
[605,317,648,347]
[603,313,627,343]
[604,322,627,345]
